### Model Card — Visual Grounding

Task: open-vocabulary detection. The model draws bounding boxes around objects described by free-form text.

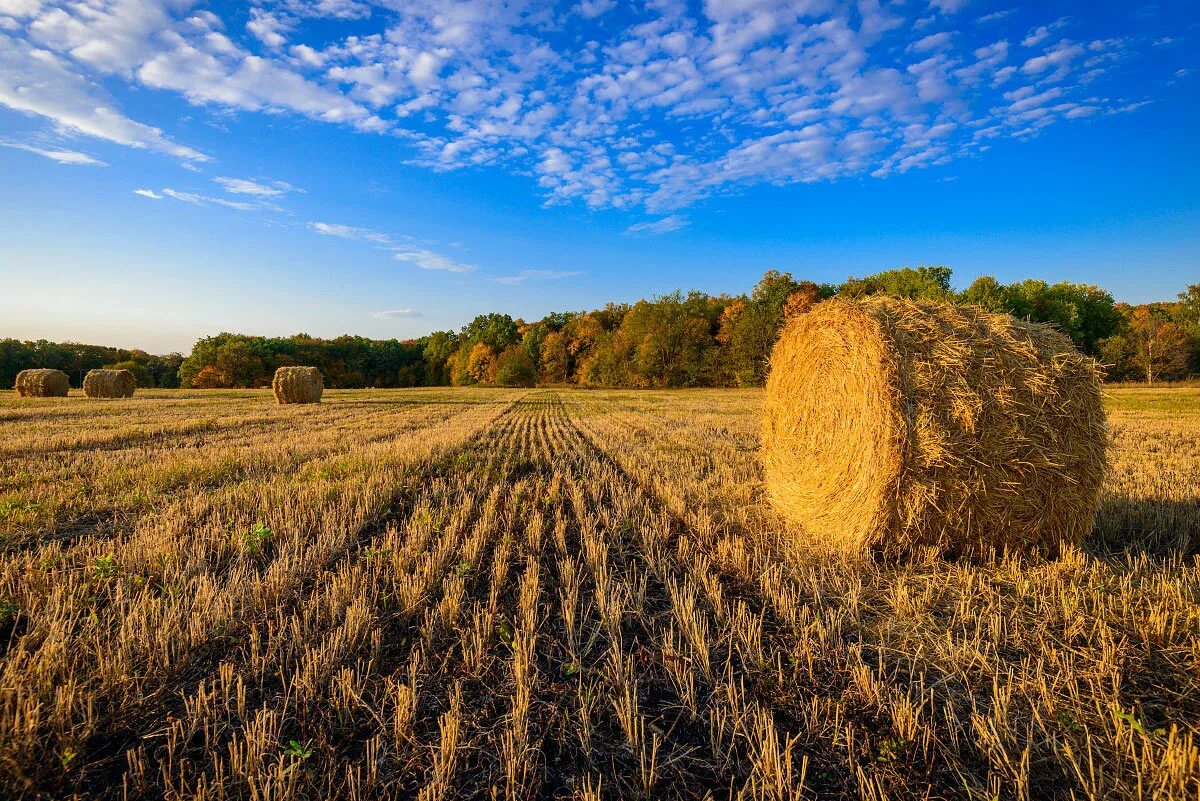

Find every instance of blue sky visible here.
[0,0,1196,353]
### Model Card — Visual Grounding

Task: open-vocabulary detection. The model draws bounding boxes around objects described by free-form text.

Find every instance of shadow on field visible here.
[1087,495,1200,560]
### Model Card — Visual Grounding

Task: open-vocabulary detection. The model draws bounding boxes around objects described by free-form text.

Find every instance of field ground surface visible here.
[0,387,1197,800]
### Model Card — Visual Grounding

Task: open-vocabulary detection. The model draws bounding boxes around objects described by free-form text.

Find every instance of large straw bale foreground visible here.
[14,368,70,397]
[762,297,1107,559]
[83,368,136,398]
[272,366,323,404]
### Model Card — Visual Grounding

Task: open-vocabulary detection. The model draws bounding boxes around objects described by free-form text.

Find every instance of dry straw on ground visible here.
[763,297,1107,559]
[14,368,70,397]
[272,366,323,404]
[83,369,136,399]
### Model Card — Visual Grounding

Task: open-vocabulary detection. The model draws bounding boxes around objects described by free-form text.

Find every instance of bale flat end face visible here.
[273,367,323,404]
[762,297,1108,561]
[762,302,905,555]
[14,369,71,398]
[83,369,136,398]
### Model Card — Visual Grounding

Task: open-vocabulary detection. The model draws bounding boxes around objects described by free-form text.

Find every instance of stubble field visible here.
[0,387,1197,800]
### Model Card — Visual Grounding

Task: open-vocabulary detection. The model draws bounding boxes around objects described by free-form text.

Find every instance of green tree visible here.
[423,331,458,385]
[959,275,1009,311]
[493,346,537,387]
[841,266,953,299]
[461,314,520,350]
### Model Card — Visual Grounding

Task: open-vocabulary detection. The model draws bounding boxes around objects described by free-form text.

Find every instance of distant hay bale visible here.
[14,368,70,398]
[272,366,323,404]
[83,369,136,399]
[762,297,1107,559]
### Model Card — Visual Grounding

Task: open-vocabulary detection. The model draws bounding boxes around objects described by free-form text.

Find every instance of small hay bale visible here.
[762,297,1107,559]
[14,368,70,397]
[83,369,136,399]
[272,366,323,405]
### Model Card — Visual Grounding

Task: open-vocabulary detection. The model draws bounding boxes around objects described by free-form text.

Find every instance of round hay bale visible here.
[83,369,136,399]
[14,368,70,397]
[272,366,323,405]
[762,297,1107,559]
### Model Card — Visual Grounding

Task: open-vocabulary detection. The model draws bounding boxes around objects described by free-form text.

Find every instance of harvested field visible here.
[0,387,1197,799]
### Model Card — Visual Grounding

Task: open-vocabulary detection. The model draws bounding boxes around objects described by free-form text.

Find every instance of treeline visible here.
[177,335,426,389]
[0,340,183,389]
[4,268,1198,390]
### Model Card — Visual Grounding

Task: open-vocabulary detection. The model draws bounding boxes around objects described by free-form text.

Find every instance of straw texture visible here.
[762,297,1107,559]
[14,369,70,397]
[272,366,323,404]
[83,369,136,398]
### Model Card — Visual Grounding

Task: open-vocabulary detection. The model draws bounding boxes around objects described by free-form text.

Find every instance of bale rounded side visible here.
[83,369,136,398]
[14,368,70,398]
[762,297,1107,559]
[272,367,323,404]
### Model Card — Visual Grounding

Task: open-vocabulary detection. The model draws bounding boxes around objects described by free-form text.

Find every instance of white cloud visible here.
[392,247,475,273]
[0,0,42,18]
[1022,19,1067,48]
[247,9,291,50]
[372,309,424,318]
[576,0,615,18]
[309,221,392,243]
[1022,41,1084,79]
[0,32,206,161]
[309,220,472,274]
[160,187,259,210]
[0,140,106,165]
[134,188,162,198]
[928,0,968,13]
[0,0,1166,216]
[138,45,384,130]
[495,269,582,284]
[215,177,300,197]
[909,32,953,53]
[25,0,183,77]
[625,215,689,235]
[978,9,1014,22]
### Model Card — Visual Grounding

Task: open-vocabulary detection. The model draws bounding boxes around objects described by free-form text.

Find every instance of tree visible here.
[190,364,231,389]
[1178,283,1200,325]
[466,342,496,384]
[782,281,823,319]
[957,278,1120,355]
[959,275,1009,311]
[841,266,953,299]
[1127,305,1188,384]
[613,294,714,387]
[423,331,458,385]
[718,271,810,387]
[461,314,520,350]
[539,330,571,384]
[212,341,266,388]
[494,346,537,387]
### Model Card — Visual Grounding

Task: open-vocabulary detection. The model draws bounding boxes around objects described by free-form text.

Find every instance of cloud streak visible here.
[625,216,689,236]
[0,140,106,165]
[309,221,474,273]
[495,269,582,285]
[392,247,474,274]
[215,177,301,197]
